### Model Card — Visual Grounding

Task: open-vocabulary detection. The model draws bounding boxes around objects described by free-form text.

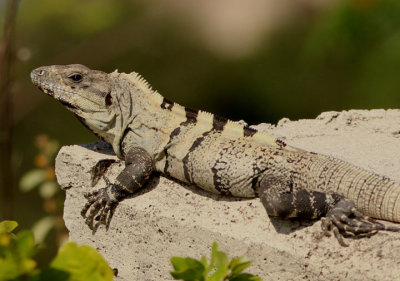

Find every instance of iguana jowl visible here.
[31,64,400,246]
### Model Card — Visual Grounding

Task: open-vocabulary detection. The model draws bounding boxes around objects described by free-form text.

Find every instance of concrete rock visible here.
[56,109,400,281]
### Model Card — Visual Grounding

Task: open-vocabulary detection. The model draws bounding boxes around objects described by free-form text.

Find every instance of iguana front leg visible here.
[81,147,153,231]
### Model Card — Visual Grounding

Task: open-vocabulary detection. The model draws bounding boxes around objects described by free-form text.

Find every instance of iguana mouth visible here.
[36,84,76,109]
[59,99,77,110]
[38,85,53,95]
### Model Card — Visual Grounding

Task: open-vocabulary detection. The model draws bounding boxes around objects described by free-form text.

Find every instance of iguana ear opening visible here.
[105,92,113,107]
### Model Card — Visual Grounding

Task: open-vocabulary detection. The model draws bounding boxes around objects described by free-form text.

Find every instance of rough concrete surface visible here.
[56,109,400,281]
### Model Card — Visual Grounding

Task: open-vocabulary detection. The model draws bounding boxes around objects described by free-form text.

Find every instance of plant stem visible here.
[0,0,20,220]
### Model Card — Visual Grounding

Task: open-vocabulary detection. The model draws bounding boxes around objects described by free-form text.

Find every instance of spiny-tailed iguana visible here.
[31,64,400,246]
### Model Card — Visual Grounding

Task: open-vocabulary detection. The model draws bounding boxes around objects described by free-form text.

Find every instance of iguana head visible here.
[31,64,120,151]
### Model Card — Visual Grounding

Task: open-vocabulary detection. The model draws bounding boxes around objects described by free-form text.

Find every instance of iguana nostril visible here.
[35,68,48,76]
[31,67,48,79]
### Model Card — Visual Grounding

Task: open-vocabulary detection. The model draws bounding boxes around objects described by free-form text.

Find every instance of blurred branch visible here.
[0,0,20,220]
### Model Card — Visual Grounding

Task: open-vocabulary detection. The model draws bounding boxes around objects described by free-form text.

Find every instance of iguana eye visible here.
[68,73,83,82]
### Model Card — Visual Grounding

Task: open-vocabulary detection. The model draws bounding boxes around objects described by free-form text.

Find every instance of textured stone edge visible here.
[56,109,400,281]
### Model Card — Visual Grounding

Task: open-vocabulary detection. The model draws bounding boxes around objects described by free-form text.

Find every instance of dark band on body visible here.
[185,107,199,122]
[163,127,183,176]
[163,108,198,176]
[243,126,257,137]
[293,189,314,218]
[210,147,232,196]
[182,131,212,183]
[160,97,174,111]
[294,190,341,218]
[212,115,228,131]
[211,165,232,196]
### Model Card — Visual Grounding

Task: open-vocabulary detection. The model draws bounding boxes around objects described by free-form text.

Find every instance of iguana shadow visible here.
[173,177,317,235]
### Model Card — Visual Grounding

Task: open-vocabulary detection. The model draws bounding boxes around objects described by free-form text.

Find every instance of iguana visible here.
[31,64,400,246]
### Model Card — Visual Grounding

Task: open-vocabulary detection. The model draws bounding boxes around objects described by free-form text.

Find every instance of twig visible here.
[0,0,20,220]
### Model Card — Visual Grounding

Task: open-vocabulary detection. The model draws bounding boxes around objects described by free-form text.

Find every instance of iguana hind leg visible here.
[81,147,153,232]
[257,173,340,219]
[257,173,400,246]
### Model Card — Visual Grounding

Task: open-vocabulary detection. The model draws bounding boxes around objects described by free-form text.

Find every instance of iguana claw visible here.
[321,199,400,246]
[81,186,119,232]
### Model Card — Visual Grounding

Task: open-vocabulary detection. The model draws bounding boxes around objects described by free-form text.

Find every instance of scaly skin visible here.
[31,64,400,246]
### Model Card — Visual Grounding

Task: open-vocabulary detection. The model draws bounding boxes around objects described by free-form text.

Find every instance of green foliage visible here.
[0,221,113,281]
[19,135,59,196]
[19,0,124,38]
[0,221,38,280]
[303,0,400,107]
[170,242,261,281]
[19,135,65,245]
[34,243,114,281]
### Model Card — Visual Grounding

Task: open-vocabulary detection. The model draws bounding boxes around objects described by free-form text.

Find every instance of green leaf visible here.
[32,267,70,281]
[170,257,205,281]
[229,273,262,281]
[207,251,229,281]
[0,230,38,279]
[214,250,229,268]
[200,256,210,277]
[229,257,241,270]
[230,260,252,275]
[32,216,56,243]
[206,242,229,281]
[19,169,46,192]
[48,242,113,281]
[15,231,38,258]
[210,242,218,267]
[207,242,219,274]
[200,256,208,268]
[0,221,18,234]
[0,256,23,281]
[171,242,260,281]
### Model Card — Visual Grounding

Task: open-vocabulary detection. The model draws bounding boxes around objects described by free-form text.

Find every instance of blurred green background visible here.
[2,0,400,265]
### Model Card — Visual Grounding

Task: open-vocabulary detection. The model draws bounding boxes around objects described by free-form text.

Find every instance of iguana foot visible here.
[81,181,126,232]
[321,199,400,246]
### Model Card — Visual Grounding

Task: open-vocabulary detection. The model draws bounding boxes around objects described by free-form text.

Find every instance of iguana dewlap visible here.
[31,64,400,246]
